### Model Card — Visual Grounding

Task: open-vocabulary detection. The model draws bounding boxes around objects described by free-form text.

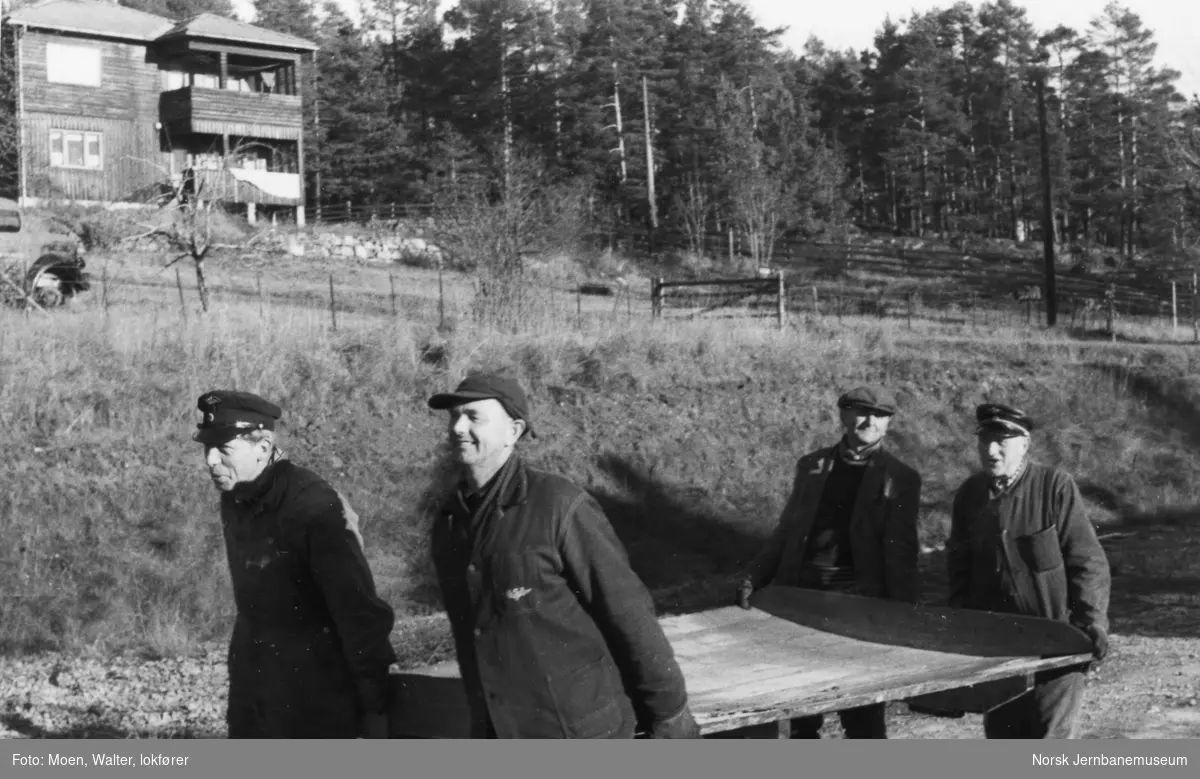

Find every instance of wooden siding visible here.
[189,168,302,207]
[19,31,160,123]
[21,112,168,202]
[160,87,301,141]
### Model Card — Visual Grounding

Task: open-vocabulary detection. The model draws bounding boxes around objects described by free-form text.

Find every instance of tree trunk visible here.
[643,76,658,230]
[612,62,627,182]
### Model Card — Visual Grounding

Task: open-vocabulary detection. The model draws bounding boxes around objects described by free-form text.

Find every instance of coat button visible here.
[467,564,476,573]
[474,628,483,637]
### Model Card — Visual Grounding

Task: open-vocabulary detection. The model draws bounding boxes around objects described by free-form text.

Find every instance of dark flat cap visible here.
[429,372,533,438]
[193,390,282,445]
[837,386,897,416]
[976,403,1034,437]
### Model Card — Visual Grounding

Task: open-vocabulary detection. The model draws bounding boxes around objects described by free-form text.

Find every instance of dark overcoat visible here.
[745,445,922,603]
[221,459,397,738]
[431,458,690,739]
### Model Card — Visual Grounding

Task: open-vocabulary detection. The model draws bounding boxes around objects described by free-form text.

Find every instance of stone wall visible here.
[257,228,446,266]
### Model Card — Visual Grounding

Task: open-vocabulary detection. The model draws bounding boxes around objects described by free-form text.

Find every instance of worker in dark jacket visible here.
[737,386,921,738]
[194,390,397,738]
[427,373,700,739]
[949,403,1111,739]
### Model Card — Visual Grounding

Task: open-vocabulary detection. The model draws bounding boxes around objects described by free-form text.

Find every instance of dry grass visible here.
[4,249,1200,659]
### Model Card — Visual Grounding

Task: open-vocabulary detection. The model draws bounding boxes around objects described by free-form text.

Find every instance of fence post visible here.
[256,271,264,319]
[438,258,446,331]
[652,277,663,320]
[175,265,187,324]
[390,273,397,317]
[777,269,786,331]
[329,273,338,331]
[811,285,819,318]
[1105,285,1115,342]
[576,285,583,329]
[1193,273,1198,344]
[345,200,352,223]
[728,229,734,265]
[1172,281,1178,336]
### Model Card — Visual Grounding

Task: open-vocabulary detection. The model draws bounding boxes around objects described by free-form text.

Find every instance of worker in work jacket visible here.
[194,390,397,739]
[738,385,921,739]
[428,373,699,739]
[949,402,1111,739]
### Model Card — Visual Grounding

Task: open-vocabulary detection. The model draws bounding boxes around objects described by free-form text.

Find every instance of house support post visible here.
[247,202,257,225]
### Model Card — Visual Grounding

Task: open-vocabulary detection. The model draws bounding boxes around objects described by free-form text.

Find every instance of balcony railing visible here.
[160,87,303,141]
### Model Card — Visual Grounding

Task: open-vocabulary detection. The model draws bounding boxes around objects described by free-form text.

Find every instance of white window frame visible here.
[46,42,102,87]
[161,67,187,91]
[49,129,104,170]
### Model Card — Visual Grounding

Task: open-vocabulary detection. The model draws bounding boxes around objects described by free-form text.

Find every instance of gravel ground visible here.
[5,634,1198,740]
[1,644,229,739]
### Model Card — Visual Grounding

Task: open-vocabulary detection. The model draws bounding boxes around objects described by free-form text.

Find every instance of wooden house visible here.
[1,0,317,224]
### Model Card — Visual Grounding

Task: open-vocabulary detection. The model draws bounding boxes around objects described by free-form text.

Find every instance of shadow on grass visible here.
[588,454,767,616]
[1089,363,1200,451]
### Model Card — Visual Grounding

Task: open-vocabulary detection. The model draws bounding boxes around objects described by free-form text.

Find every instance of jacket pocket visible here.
[1008,527,1069,621]
[1013,526,1063,573]
[550,655,626,738]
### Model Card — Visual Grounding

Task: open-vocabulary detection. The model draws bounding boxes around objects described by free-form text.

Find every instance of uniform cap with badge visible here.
[975,403,1034,438]
[193,390,283,445]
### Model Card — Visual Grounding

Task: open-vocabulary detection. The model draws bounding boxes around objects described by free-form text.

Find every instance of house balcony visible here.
[182,167,303,207]
[159,87,303,141]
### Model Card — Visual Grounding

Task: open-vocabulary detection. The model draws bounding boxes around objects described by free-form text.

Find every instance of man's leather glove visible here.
[649,705,701,739]
[1086,625,1109,662]
[736,578,754,610]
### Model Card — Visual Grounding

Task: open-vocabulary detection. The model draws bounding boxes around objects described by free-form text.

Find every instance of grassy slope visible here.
[3,250,1200,668]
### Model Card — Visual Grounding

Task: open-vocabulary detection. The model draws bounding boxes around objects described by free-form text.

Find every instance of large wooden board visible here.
[389,587,1093,738]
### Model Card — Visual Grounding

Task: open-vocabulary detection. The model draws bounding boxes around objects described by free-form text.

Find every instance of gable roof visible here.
[4,1,317,51]
[4,0,175,41]
[161,13,317,52]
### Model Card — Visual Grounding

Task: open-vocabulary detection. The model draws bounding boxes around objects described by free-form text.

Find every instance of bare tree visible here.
[430,147,591,330]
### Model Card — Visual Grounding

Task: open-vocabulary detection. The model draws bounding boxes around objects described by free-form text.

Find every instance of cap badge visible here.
[204,412,214,424]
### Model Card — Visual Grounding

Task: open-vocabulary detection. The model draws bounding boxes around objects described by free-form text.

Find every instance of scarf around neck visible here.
[836,436,883,466]
[988,455,1028,500]
[456,453,521,542]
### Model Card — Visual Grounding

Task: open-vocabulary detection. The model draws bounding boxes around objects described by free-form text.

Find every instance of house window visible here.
[193,72,219,89]
[50,130,103,170]
[46,43,102,87]
[162,68,187,90]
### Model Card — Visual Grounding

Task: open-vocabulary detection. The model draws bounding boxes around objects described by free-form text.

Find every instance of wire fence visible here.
[298,201,1200,339]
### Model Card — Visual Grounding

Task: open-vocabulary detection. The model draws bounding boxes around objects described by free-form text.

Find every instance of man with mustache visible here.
[948,403,1111,739]
[427,372,699,739]
[737,386,921,738]
[195,390,396,738]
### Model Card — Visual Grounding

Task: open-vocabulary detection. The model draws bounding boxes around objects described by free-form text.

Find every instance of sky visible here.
[744,0,1200,100]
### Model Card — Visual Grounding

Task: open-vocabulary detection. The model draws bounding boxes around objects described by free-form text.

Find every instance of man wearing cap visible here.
[427,372,700,739]
[737,385,921,739]
[948,403,1111,739]
[194,390,397,739]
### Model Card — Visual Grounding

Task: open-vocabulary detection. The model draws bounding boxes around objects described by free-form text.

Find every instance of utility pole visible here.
[1035,65,1057,327]
[642,75,658,231]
